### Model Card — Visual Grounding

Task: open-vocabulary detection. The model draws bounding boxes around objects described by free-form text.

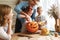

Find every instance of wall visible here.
[0,0,18,9]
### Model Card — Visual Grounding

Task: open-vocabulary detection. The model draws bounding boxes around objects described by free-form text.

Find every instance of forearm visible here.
[18,14,26,18]
[20,11,27,16]
[7,20,12,35]
[18,11,28,19]
[7,25,11,34]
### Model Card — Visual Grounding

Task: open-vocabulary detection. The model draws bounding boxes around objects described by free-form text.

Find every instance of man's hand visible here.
[20,11,27,16]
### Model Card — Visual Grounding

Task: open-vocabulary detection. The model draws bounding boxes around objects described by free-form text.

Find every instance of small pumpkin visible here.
[26,22,38,33]
[41,27,50,35]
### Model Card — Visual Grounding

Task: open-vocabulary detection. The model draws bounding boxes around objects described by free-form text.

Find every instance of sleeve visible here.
[14,1,24,14]
[41,16,47,22]
[35,16,38,22]
[31,5,38,20]
[31,9,36,20]
[0,28,11,40]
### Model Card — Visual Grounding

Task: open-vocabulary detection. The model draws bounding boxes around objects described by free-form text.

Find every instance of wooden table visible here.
[11,33,60,40]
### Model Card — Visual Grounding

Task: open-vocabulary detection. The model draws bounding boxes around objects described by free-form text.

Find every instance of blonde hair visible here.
[0,4,11,26]
[37,6,42,10]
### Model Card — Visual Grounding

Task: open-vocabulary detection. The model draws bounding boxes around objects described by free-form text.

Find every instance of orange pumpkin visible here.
[41,27,50,35]
[26,22,38,33]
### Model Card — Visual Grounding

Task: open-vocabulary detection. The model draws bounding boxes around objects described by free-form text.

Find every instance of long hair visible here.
[0,4,11,26]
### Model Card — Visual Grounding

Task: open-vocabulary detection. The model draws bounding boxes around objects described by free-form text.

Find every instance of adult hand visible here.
[20,11,27,16]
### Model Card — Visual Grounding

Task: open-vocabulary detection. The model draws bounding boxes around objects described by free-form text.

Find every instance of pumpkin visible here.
[41,27,50,35]
[26,22,38,33]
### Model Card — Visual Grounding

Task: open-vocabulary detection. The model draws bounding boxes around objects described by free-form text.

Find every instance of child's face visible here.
[37,7,42,15]
[4,9,13,24]
[27,6,33,16]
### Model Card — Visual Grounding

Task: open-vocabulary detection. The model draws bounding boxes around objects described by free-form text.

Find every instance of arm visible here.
[14,1,24,14]
[14,1,29,19]
[0,28,11,40]
[14,1,28,15]
[6,12,13,35]
[7,19,12,35]
[18,13,29,19]
[31,9,38,20]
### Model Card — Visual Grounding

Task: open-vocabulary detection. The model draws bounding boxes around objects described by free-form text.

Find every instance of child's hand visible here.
[38,22,45,26]
[8,19,12,23]
[25,16,30,21]
[25,15,32,22]
[8,18,12,28]
[8,13,13,24]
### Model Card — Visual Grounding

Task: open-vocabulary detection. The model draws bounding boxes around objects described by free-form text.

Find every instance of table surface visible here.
[11,33,60,40]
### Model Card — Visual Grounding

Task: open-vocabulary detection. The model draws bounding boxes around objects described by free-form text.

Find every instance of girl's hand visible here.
[8,19,12,24]
[7,18,12,35]
[38,22,45,26]
[25,16,30,21]
[25,15,32,22]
